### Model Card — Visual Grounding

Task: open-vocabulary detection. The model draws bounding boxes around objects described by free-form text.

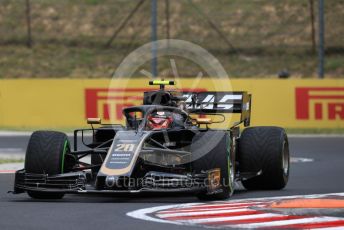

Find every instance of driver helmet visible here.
[147,111,173,130]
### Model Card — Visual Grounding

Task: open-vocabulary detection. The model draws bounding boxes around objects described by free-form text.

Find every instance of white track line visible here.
[290,157,314,163]
[157,208,252,218]
[0,131,33,136]
[158,206,250,214]
[158,204,266,214]
[158,202,267,213]
[127,204,190,225]
[175,213,283,224]
[0,148,24,152]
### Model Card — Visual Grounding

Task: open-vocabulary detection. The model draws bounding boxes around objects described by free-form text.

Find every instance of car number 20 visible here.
[115,143,135,152]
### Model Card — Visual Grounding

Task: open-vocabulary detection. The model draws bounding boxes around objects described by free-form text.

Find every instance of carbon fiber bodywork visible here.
[14,128,226,195]
[14,169,208,194]
[13,85,258,198]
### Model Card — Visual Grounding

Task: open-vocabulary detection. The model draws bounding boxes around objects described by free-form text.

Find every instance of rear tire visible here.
[25,131,70,199]
[238,126,289,190]
[192,131,235,200]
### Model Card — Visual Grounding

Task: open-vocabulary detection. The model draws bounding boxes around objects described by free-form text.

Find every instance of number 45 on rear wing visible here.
[183,92,252,127]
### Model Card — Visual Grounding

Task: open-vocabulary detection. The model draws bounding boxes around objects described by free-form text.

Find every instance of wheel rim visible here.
[282,141,289,176]
[230,161,235,183]
[229,138,235,194]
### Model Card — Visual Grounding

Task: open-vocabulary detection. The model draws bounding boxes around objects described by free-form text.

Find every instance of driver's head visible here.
[147,111,173,130]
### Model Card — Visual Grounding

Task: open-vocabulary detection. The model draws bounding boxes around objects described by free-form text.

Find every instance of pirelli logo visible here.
[85,87,206,121]
[296,87,344,120]
[85,88,147,121]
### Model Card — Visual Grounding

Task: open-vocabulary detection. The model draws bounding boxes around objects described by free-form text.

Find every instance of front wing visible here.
[13,169,209,195]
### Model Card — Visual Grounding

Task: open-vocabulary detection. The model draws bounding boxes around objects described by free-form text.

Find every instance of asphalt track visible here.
[0,135,343,230]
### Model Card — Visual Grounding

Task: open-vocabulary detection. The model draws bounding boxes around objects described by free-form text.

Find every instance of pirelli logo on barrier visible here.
[85,87,207,122]
[296,87,344,120]
[2,79,344,128]
[85,88,146,121]
[85,86,344,125]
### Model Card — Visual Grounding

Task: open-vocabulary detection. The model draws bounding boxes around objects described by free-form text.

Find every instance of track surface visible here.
[0,136,343,230]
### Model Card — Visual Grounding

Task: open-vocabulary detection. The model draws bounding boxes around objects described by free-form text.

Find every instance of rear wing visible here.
[183,91,252,127]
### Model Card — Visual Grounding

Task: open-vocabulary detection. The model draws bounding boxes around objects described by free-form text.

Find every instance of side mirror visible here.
[87,118,101,125]
[196,118,212,125]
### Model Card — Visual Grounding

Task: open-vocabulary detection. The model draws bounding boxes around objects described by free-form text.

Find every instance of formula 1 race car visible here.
[13,80,290,200]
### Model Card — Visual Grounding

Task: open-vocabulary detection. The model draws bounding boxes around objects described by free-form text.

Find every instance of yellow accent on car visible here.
[87,118,101,124]
[196,118,213,124]
[149,80,175,85]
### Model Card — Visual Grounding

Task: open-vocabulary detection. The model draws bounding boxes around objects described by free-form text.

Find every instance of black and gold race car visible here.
[13,80,290,200]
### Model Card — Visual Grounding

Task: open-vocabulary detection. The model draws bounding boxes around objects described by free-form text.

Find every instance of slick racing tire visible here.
[192,131,235,200]
[25,131,71,199]
[238,126,289,190]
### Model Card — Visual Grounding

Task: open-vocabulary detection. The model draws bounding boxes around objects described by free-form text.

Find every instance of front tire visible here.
[192,131,235,200]
[238,126,289,190]
[25,131,70,199]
